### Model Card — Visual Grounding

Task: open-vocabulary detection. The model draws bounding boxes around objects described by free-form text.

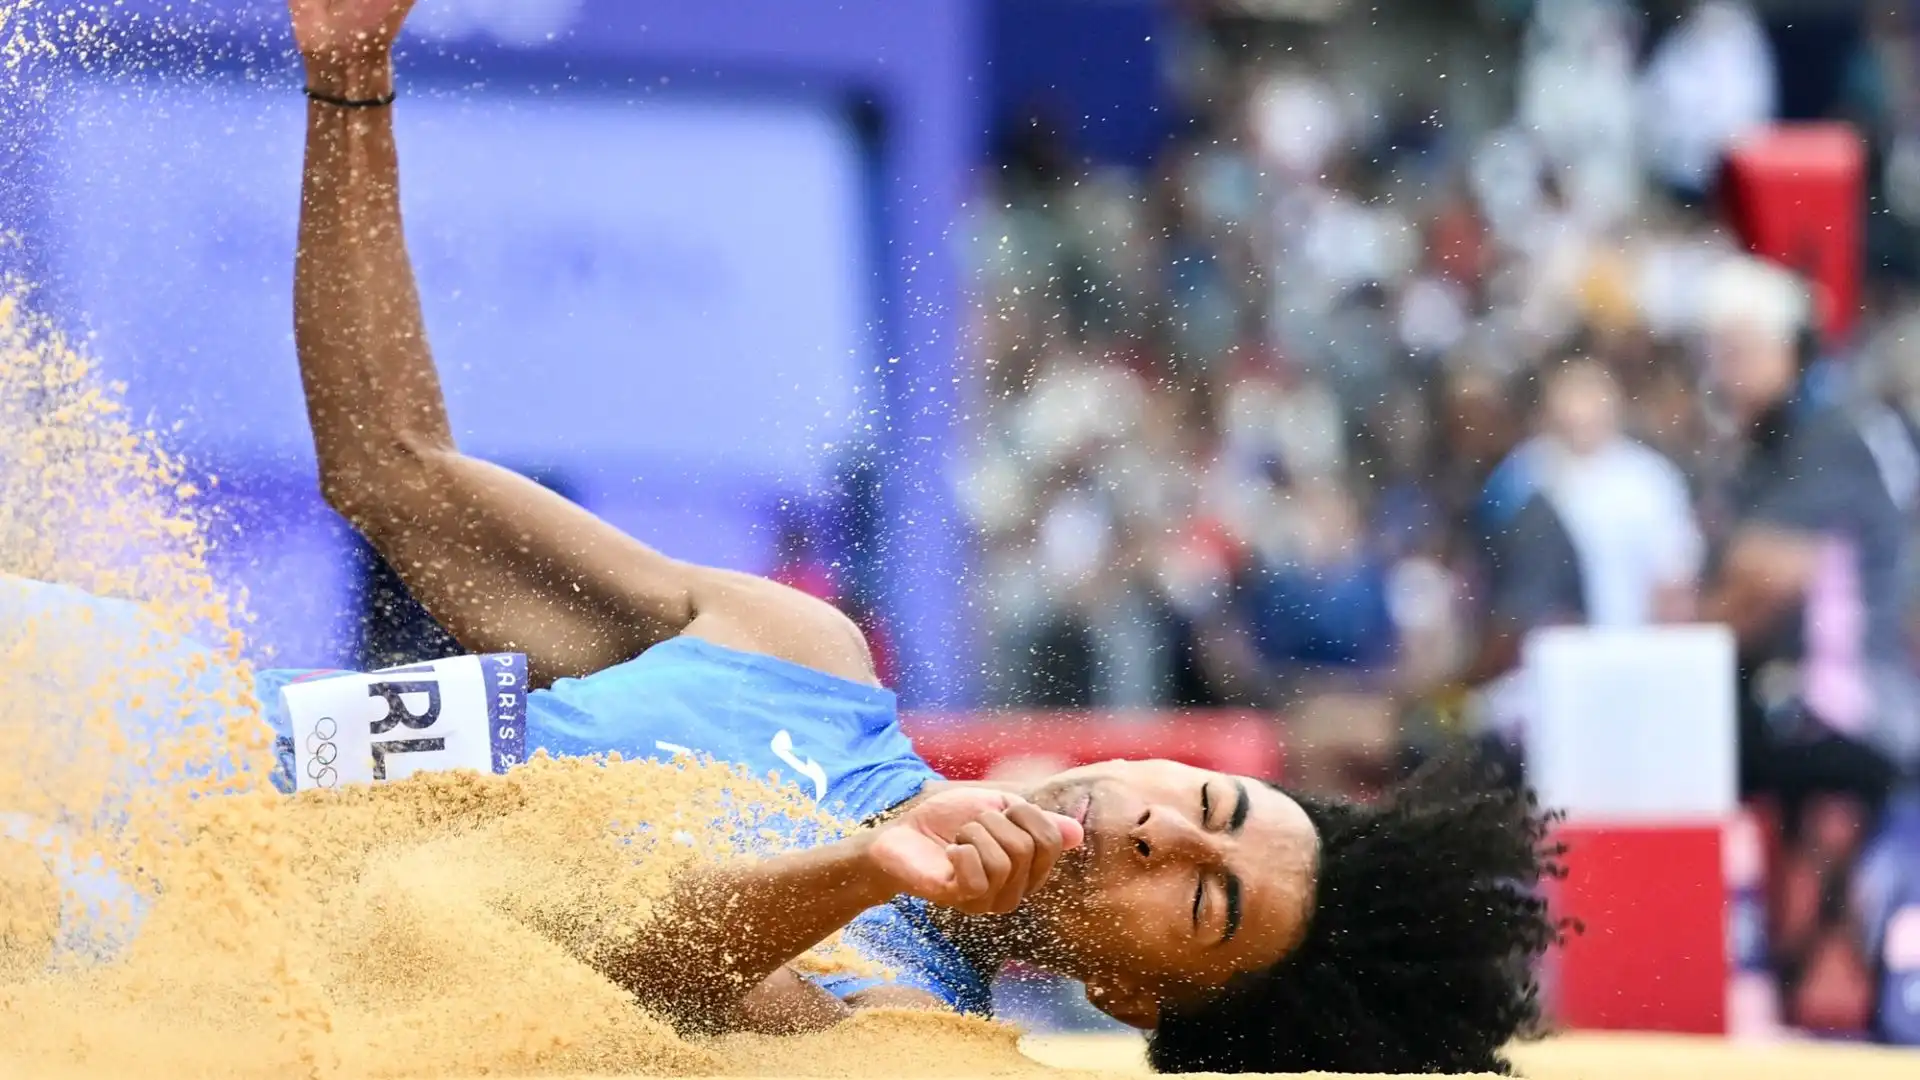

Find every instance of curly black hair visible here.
[1147,759,1574,1075]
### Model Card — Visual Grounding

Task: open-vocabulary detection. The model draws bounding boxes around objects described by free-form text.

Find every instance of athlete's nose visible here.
[1128,805,1212,864]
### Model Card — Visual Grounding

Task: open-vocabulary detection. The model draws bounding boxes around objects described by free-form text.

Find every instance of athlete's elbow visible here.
[315,435,454,524]
[316,461,374,522]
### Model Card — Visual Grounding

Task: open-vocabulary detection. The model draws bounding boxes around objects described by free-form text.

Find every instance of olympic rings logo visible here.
[306,716,340,789]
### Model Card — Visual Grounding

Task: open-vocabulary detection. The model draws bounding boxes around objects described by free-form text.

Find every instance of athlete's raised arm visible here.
[287,1,873,687]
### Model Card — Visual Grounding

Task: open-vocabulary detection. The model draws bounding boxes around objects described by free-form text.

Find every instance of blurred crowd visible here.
[960,0,1920,1035]
[962,0,1911,763]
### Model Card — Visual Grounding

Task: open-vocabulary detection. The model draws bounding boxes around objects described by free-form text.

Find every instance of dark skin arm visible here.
[603,788,1078,1033]
[292,24,871,690]
[617,829,904,1034]
[731,969,859,1035]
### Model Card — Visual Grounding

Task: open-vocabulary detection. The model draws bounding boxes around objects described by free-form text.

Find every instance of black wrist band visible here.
[304,86,396,109]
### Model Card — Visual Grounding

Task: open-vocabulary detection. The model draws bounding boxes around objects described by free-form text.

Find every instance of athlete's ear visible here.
[1085,980,1160,1029]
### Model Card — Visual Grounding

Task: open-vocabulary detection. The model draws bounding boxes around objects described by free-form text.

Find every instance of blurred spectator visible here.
[1518,0,1642,228]
[1236,479,1397,687]
[1694,256,1909,806]
[1694,255,1916,1031]
[1455,355,1702,755]
[1639,0,1777,200]
[1524,357,1703,628]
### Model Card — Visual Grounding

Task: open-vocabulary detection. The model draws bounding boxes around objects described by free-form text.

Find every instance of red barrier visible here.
[1546,822,1729,1035]
[1723,123,1866,343]
[900,711,1286,783]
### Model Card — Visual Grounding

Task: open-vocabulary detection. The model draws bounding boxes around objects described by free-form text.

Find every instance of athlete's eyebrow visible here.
[1229,779,1251,834]
[1222,873,1243,944]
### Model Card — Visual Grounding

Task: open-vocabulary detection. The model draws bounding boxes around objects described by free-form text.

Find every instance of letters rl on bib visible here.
[282,654,529,792]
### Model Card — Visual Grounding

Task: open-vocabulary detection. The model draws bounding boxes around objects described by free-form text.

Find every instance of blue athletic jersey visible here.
[526,637,933,823]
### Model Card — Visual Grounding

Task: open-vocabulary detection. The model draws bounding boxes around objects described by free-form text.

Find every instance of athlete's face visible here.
[1016,759,1317,1029]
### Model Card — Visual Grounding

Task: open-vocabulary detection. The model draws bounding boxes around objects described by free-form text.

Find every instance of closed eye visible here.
[1191,875,1204,931]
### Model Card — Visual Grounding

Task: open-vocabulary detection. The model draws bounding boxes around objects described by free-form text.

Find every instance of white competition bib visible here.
[282,654,529,792]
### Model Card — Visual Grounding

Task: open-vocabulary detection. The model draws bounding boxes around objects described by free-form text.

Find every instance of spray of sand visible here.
[0,280,1042,1079]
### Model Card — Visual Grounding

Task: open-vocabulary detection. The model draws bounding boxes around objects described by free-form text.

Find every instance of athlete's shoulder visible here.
[681,567,879,687]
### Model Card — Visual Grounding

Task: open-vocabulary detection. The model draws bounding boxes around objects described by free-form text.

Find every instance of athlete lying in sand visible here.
[123,1,1564,1073]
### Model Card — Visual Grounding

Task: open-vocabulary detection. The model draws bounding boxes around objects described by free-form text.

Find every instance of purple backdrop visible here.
[0,0,981,707]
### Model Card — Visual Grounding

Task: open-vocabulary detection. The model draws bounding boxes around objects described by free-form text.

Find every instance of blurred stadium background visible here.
[6,0,1920,1052]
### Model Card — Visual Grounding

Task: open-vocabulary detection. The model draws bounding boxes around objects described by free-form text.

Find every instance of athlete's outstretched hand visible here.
[865,789,1084,916]
[288,0,416,61]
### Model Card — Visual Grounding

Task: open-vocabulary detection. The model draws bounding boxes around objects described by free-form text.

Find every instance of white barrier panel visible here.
[1524,625,1738,822]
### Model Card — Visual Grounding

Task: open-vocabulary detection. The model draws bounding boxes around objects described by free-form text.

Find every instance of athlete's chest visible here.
[623,713,854,803]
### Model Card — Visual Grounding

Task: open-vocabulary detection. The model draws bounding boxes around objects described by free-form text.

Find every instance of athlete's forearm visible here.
[293,54,454,501]
[288,51,712,683]
[605,832,897,1034]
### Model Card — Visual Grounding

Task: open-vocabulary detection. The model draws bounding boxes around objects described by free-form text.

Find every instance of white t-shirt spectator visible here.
[1530,435,1704,627]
